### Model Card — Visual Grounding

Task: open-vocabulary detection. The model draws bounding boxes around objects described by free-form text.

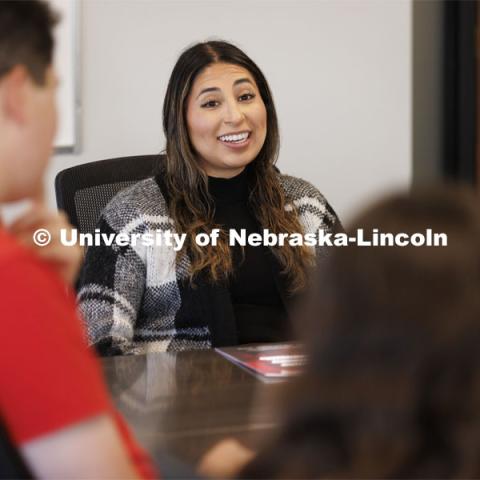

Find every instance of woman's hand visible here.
[9,204,83,287]
[197,438,256,478]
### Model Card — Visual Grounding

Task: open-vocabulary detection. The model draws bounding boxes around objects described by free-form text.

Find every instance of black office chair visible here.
[55,154,164,235]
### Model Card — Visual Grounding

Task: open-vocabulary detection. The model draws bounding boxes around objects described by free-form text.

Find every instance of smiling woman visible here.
[78,40,341,356]
[186,63,267,178]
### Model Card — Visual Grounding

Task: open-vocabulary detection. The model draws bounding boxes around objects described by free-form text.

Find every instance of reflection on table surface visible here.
[102,349,286,465]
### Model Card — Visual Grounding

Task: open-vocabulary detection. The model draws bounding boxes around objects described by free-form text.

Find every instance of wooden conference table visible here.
[103,349,287,469]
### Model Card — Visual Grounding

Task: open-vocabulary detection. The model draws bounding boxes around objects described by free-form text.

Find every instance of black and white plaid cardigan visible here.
[78,172,340,356]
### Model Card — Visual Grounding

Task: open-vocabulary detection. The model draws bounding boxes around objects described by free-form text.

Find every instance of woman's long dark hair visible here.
[162,40,314,291]
[242,187,480,478]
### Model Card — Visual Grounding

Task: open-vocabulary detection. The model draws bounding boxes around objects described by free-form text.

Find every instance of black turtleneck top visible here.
[208,167,290,344]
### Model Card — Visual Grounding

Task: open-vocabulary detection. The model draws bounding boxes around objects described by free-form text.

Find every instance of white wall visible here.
[47,0,412,222]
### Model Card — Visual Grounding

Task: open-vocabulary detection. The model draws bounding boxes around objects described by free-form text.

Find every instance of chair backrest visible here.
[55,154,164,235]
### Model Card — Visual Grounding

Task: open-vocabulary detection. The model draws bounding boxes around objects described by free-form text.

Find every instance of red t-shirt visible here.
[0,228,156,478]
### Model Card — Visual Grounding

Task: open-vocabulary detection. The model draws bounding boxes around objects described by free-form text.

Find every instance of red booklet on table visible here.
[216,342,306,380]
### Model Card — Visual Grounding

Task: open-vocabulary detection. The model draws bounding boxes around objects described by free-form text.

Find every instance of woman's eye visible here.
[239,93,255,102]
[201,100,219,108]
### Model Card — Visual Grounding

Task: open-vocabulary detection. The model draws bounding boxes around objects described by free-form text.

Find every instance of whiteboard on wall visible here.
[51,0,80,152]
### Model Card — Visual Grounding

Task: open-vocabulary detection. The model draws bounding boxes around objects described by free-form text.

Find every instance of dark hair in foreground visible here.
[0,0,58,84]
[162,40,314,291]
[242,186,480,478]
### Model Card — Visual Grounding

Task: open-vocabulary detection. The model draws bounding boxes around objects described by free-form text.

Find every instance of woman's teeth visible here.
[218,132,250,143]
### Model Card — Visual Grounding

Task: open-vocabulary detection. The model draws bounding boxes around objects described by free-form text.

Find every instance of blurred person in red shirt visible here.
[0,1,156,478]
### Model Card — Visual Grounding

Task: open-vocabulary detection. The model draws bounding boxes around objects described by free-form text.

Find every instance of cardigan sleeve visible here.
[77,213,146,356]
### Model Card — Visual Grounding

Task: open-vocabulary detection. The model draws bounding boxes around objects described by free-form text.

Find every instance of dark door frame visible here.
[443,0,478,185]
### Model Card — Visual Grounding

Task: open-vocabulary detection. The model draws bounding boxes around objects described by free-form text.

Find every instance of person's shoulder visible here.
[104,177,166,215]
[0,230,71,305]
[277,172,341,230]
[0,228,25,264]
[278,172,330,205]
[100,177,169,231]
[0,229,53,280]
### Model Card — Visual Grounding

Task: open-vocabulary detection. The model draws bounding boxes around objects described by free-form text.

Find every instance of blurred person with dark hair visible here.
[201,187,480,479]
[0,1,155,477]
